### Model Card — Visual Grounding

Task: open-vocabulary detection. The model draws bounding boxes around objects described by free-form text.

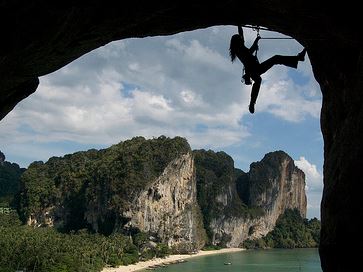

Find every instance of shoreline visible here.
[102,247,245,272]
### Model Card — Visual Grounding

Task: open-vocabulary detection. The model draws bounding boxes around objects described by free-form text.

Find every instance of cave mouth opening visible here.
[2,2,363,270]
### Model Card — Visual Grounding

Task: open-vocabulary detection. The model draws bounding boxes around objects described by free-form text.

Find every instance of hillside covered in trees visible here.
[0,137,320,271]
[18,136,190,233]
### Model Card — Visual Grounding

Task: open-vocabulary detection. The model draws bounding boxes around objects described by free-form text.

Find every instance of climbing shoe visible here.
[249,103,255,114]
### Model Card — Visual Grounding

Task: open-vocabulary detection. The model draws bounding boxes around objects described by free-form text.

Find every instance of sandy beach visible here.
[102,248,245,272]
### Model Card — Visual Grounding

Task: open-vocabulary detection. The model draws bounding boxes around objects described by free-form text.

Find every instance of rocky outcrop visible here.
[209,216,269,247]
[248,151,307,219]
[22,153,206,251]
[20,136,206,251]
[26,206,55,227]
[195,150,306,247]
[124,152,205,251]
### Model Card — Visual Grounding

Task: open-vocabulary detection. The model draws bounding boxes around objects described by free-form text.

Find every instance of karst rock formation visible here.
[1,1,362,271]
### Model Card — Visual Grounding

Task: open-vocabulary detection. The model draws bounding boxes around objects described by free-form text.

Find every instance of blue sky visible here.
[0,26,323,219]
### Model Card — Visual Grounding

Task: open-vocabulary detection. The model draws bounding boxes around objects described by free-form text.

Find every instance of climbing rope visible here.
[245,24,294,40]
[242,24,325,41]
[260,37,294,39]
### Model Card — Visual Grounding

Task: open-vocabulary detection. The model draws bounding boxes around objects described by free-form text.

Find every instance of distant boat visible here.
[224,262,232,265]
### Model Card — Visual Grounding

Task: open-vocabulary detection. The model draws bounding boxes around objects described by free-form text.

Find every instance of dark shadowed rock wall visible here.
[1,1,363,271]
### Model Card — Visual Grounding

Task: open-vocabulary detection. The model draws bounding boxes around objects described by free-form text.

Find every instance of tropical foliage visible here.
[243,209,321,249]
[18,136,190,233]
[0,212,169,272]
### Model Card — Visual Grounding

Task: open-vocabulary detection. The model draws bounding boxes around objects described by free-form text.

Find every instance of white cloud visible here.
[294,156,323,219]
[257,79,321,122]
[179,89,205,108]
[295,156,323,192]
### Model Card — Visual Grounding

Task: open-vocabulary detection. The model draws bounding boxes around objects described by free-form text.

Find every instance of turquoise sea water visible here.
[142,248,322,272]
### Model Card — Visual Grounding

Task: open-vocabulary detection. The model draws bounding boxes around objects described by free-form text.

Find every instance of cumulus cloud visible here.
[0,26,321,168]
[257,79,321,122]
[295,156,323,192]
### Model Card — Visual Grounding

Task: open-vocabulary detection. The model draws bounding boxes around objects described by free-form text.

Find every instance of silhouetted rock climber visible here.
[229,26,306,114]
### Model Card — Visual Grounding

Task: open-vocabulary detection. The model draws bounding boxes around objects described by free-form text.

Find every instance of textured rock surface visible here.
[248,151,307,219]
[27,206,54,228]
[2,2,363,270]
[21,137,205,251]
[200,150,306,247]
[124,152,206,251]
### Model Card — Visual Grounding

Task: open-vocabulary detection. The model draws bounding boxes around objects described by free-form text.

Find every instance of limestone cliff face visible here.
[209,216,268,247]
[26,206,55,228]
[248,151,307,219]
[123,152,205,251]
[196,150,306,247]
[21,136,205,251]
